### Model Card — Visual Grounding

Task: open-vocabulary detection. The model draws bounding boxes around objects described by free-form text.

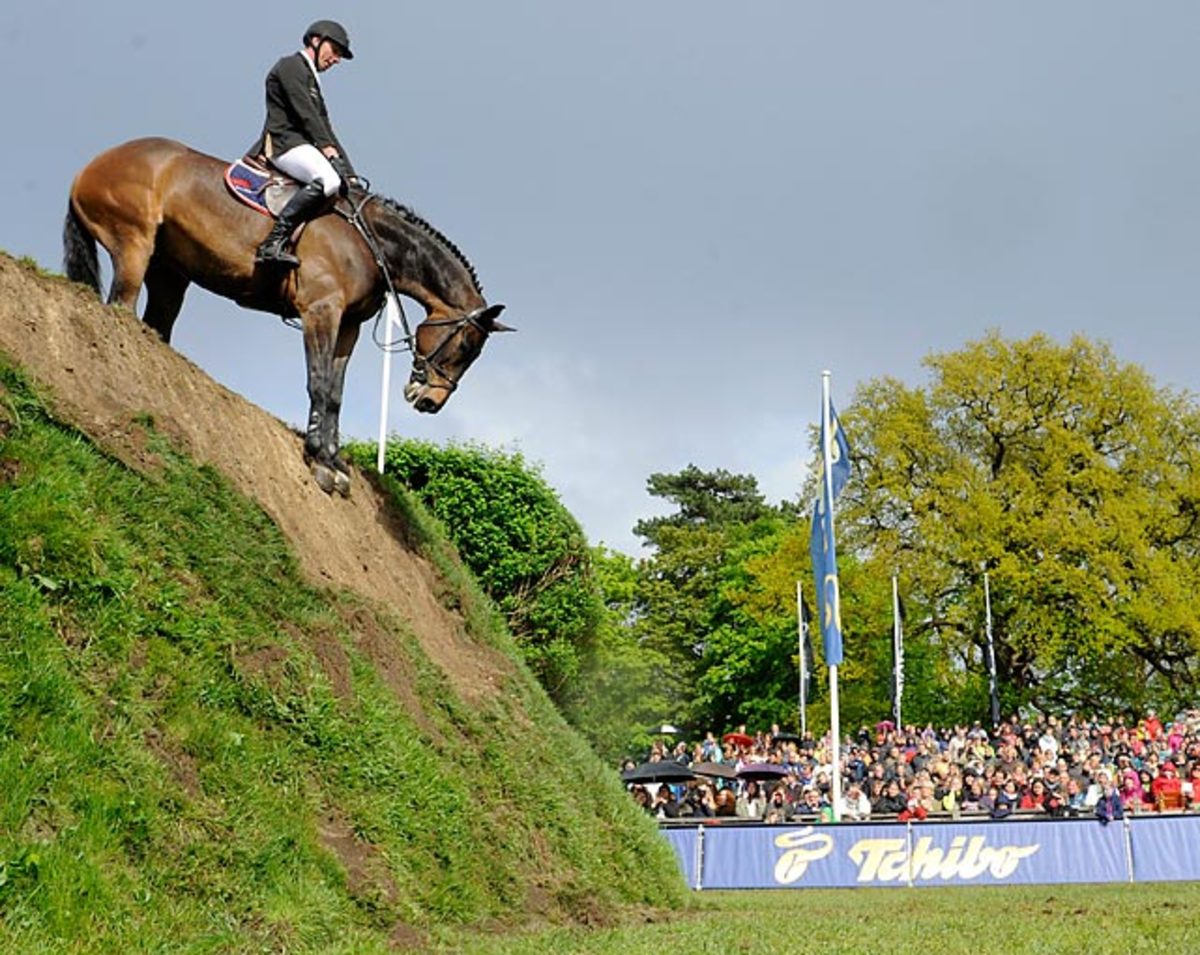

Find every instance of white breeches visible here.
[272,144,341,197]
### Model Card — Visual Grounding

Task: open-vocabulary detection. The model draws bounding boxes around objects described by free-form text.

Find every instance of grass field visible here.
[440,882,1200,953]
[0,359,684,952]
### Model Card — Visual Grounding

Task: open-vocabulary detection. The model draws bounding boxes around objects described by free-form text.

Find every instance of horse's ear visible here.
[480,303,516,333]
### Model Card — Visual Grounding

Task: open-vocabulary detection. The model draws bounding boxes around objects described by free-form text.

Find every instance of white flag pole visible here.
[797,580,807,738]
[822,370,842,823]
[376,294,401,475]
[892,574,903,730]
[985,570,999,727]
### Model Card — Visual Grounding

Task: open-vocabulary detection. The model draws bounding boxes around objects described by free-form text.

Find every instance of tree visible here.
[839,331,1200,717]
[631,466,780,727]
[349,440,602,702]
[634,465,772,538]
[562,547,676,763]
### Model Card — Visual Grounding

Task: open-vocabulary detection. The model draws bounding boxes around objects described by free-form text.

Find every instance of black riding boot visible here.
[255,181,328,268]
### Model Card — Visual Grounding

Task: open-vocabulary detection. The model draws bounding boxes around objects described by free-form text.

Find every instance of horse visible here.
[62,137,510,496]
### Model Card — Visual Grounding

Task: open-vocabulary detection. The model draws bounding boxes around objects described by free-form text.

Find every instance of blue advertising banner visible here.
[665,817,1200,890]
[661,827,700,889]
[700,823,908,889]
[897,821,1127,886]
[1130,816,1200,882]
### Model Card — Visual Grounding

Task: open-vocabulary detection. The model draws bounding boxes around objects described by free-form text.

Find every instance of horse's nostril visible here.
[416,396,437,413]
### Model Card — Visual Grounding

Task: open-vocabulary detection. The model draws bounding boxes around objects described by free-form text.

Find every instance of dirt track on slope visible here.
[0,254,509,704]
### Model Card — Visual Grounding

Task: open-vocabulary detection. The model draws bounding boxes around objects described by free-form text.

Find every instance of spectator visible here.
[1144,709,1164,741]
[763,785,792,823]
[873,779,907,816]
[1186,764,1200,807]
[897,784,928,822]
[1038,725,1060,760]
[1020,778,1051,813]
[687,782,718,818]
[1119,769,1149,813]
[1151,761,1184,811]
[992,779,1020,819]
[960,775,984,812]
[1095,771,1124,825]
[1063,777,1087,815]
[840,782,872,821]
[651,784,681,819]
[796,786,835,822]
[736,781,766,820]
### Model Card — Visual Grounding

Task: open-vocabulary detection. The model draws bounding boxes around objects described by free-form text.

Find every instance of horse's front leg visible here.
[325,319,363,476]
[301,299,351,497]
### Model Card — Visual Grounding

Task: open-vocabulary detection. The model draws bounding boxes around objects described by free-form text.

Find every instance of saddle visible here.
[224,155,302,218]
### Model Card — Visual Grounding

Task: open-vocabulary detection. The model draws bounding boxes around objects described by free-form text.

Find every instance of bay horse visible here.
[63,137,510,495]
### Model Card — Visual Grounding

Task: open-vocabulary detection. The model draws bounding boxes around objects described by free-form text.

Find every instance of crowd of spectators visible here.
[623,709,1200,825]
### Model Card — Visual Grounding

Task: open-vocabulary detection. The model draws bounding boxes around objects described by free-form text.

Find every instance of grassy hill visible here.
[0,255,684,952]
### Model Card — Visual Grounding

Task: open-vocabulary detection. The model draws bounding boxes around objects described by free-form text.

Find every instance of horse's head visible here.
[404,303,513,413]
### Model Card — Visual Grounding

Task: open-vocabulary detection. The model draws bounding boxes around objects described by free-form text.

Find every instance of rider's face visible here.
[313,39,344,72]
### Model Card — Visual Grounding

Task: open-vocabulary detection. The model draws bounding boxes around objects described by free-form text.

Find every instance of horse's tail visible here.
[62,201,102,295]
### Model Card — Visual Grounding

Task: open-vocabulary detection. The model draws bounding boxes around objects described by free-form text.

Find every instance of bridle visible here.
[409,310,493,394]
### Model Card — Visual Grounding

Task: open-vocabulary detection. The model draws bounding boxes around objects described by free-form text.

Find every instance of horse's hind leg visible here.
[142,257,190,344]
[106,233,156,312]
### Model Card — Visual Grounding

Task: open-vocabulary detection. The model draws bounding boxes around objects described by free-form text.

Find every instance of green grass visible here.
[439,882,1200,953]
[0,360,684,953]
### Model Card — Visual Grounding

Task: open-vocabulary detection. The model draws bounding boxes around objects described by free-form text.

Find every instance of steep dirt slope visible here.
[0,254,511,704]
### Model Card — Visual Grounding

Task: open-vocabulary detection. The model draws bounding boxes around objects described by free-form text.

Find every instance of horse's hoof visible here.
[332,469,351,498]
[311,462,336,495]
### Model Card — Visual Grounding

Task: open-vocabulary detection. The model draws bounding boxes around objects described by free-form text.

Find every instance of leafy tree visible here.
[634,465,772,538]
[631,466,784,729]
[690,519,914,735]
[839,331,1200,717]
[562,547,676,763]
[349,440,602,702]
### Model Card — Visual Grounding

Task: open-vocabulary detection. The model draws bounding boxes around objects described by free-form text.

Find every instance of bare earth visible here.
[0,253,510,705]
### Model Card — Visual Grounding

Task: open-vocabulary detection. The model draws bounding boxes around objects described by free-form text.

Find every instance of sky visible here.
[5,3,1200,554]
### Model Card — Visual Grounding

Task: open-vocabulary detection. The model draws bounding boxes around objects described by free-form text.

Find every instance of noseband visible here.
[409,309,491,393]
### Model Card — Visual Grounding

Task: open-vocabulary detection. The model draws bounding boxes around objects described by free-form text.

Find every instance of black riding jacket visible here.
[248,52,355,174]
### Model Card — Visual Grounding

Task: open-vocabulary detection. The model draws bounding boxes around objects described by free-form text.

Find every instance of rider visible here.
[250,20,358,268]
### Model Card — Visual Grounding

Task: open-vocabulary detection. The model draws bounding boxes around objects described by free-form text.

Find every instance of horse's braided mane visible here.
[373,194,482,295]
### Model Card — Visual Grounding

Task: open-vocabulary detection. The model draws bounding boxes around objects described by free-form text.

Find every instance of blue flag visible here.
[810,402,851,666]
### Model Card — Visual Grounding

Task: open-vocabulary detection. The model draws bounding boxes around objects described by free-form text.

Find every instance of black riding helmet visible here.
[303,19,353,59]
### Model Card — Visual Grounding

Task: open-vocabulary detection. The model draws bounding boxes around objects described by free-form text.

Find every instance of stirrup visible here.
[255,240,300,268]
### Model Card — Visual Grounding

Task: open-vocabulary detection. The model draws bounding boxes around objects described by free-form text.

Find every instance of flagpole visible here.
[376,295,400,474]
[822,370,842,823]
[984,570,999,727]
[892,574,902,730]
[797,580,807,738]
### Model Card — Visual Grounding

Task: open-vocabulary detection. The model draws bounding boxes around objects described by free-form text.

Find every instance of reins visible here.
[342,190,416,356]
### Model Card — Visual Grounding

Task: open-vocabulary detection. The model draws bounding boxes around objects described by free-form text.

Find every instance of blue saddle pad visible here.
[225,157,282,217]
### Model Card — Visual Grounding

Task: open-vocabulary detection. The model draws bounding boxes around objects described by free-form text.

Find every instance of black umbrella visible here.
[736,763,789,781]
[691,761,739,780]
[621,760,696,784]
